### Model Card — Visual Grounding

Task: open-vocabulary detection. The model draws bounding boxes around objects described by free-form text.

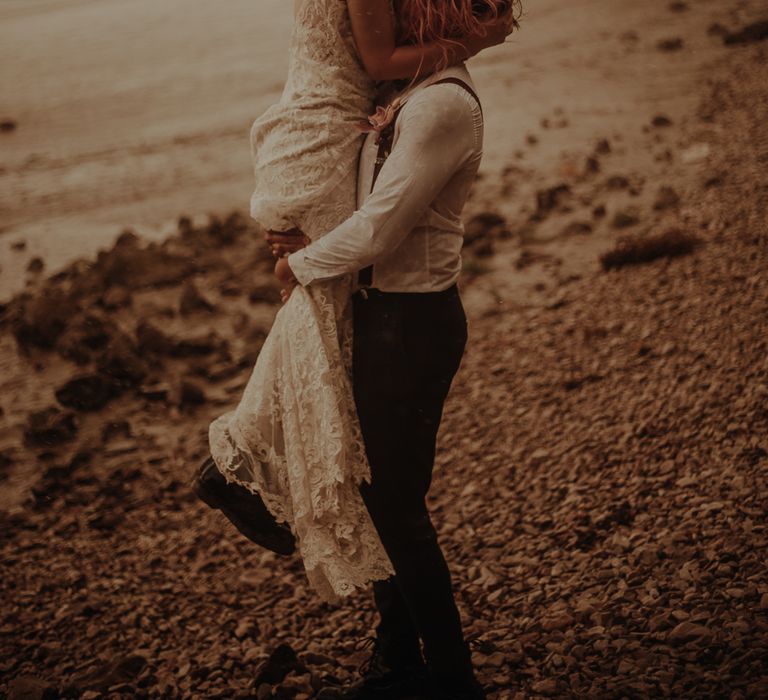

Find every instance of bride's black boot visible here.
[192,457,296,556]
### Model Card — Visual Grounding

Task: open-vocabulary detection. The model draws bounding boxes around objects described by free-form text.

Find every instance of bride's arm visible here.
[347,0,509,81]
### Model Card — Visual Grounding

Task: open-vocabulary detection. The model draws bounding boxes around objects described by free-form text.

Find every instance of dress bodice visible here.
[284,0,375,115]
[248,0,376,236]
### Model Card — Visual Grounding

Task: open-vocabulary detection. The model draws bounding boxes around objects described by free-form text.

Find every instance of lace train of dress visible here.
[208,275,394,600]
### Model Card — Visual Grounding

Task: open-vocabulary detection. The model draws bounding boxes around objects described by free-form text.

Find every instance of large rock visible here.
[55,374,122,411]
[6,675,56,700]
[96,334,148,387]
[24,407,78,447]
[9,288,79,349]
[93,232,193,289]
[255,644,306,686]
[68,653,147,693]
[55,312,118,365]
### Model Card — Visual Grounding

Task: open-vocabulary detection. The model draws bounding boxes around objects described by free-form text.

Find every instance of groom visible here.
[270,63,485,700]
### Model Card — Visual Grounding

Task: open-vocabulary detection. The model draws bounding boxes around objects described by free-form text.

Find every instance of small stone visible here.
[26,257,44,273]
[612,208,640,229]
[101,285,132,310]
[531,679,559,696]
[180,380,207,408]
[654,185,680,210]
[541,613,574,632]
[668,621,713,644]
[657,37,684,52]
[561,221,593,236]
[24,407,78,447]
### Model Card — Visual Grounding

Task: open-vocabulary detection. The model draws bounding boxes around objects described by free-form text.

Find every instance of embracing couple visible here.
[193,1,519,698]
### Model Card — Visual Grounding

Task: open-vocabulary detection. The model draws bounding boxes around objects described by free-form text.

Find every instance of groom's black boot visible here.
[192,457,296,556]
[336,633,427,699]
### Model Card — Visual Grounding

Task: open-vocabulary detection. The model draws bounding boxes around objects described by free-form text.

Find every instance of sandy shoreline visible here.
[1,0,751,302]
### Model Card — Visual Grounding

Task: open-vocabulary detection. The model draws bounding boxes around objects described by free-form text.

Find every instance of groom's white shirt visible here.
[287,64,483,293]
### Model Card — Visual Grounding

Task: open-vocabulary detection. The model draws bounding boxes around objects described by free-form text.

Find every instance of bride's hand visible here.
[265,227,310,258]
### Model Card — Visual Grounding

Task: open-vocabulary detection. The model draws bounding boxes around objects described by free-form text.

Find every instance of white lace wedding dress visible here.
[208,0,395,601]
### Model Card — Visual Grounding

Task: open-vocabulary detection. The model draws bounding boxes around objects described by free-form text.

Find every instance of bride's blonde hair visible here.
[395,0,521,67]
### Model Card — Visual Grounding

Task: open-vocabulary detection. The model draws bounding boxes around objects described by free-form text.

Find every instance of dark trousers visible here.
[352,284,471,680]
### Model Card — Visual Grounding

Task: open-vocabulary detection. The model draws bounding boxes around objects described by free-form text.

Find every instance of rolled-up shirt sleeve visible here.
[287,86,478,286]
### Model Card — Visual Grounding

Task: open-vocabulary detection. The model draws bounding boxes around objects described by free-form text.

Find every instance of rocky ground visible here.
[2,8,768,700]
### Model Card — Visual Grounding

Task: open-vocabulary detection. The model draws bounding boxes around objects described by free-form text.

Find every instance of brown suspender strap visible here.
[357,76,482,289]
[430,76,484,116]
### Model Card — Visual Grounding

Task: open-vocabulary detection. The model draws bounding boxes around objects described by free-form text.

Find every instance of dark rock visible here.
[94,234,193,289]
[205,211,250,246]
[135,320,173,355]
[724,20,768,46]
[464,212,508,248]
[653,185,681,210]
[138,382,171,401]
[24,407,78,447]
[169,331,224,357]
[592,204,607,219]
[254,644,306,686]
[69,654,148,692]
[249,283,284,305]
[612,208,641,229]
[0,119,18,133]
[0,450,13,482]
[87,510,125,532]
[584,156,600,174]
[473,240,495,257]
[652,114,673,128]
[534,184,571,218]
[11,239,26,251]
[606,175,630,190]
[707,22,728,38]
[600,228,702,270]
[179,380,207,408]
[561,221,593,236]
[55,374,122,412]
[6,675,56,700]
[96,335,148,387]
[595,138,611,154]
[180,280,216,315]
[177,215,195,237]
[26,257,44,274]
[657,37,684,52]
[101,420,132,442]
[100,285,132,310]
[668,621,714,644]
[55,312,117,364]
[10,287,79,349]
[668,1,687,11]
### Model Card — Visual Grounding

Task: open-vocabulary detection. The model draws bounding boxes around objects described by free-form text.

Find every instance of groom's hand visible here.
[275,256,298,303]
[265,228,309,258]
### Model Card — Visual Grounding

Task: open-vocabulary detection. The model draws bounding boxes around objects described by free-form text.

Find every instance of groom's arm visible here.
[286,86,480,286]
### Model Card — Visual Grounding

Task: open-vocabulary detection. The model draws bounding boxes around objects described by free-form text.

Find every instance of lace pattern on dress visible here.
[209,0,394,599]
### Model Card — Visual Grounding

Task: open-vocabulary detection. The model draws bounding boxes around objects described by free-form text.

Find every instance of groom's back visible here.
[355,65,484,294]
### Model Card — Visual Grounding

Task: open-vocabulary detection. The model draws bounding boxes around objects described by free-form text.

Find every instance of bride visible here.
[204,0,515,601]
